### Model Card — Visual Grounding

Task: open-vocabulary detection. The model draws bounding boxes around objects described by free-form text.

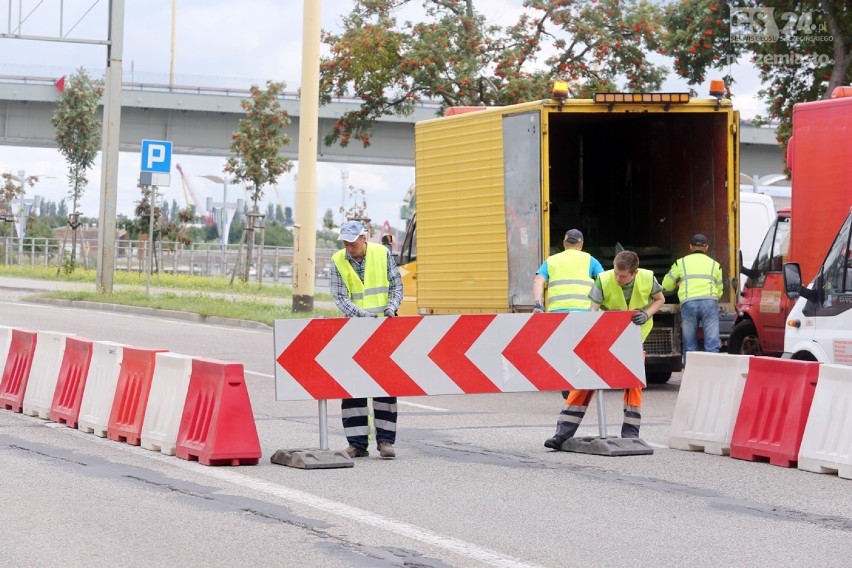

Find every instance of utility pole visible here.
[96,0,126,293]
[292,0,322,313]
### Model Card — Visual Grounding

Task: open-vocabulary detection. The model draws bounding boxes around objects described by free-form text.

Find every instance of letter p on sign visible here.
[140,140,173,174]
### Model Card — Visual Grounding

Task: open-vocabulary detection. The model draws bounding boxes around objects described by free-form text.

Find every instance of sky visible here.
[0,0,766,232]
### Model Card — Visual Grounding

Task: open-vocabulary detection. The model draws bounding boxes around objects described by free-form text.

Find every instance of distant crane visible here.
[176,164,214,224]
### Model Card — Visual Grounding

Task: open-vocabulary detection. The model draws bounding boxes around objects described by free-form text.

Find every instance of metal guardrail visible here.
[0,236,339,281]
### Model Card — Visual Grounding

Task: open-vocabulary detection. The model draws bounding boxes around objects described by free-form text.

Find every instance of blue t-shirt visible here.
[536,254,605,312]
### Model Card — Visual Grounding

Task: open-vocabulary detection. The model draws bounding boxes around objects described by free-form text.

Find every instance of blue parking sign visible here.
[140,140,173,173]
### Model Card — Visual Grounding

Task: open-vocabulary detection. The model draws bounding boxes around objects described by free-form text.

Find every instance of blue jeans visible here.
[681,299,720,356]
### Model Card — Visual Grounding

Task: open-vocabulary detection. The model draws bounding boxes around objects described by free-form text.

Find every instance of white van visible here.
[739,192,777,289]
[783,209,852,365]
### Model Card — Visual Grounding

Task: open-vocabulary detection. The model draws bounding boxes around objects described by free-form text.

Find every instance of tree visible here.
[224,81,293,282]
[320,0,667,147]
[340,184,370,230]
[661,0,852,152]
[159,205,197,249]
[51,67,104,270]
[323,208,335,230]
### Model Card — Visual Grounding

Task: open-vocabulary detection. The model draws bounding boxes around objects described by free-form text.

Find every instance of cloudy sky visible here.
[0,0,764,230]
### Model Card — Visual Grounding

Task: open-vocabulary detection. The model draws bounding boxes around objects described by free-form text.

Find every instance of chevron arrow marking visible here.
[353,316,426,396]
[428,314,500,393]
[276,318,351,400]
[573,311,645,388]
[501,313,572,391]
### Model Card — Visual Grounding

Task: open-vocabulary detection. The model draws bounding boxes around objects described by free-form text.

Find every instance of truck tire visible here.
[728,320,762,356]
[646,371,672,384]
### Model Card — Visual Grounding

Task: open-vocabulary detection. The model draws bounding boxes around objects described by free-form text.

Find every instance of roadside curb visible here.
[27,297,273,331]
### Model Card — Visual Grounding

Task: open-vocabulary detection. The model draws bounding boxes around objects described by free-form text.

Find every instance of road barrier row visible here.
[0,325,261,466]
[668,351,851,479]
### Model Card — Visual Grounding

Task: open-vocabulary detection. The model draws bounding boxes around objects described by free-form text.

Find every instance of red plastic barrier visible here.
[730,357,820,467]
[175,358,261,466]
[107,347,167,445]
[49,337,94,428]
[0,329,38,412]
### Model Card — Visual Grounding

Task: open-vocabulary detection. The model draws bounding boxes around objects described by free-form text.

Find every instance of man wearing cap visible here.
[532,228,604,314]
[533,229,603,399]
[662,233,724,360]
[545,250,666,447]
[331,220,403,459]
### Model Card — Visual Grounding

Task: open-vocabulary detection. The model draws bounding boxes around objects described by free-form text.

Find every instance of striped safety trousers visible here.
[554,388,643,439]
[341,397,397,450]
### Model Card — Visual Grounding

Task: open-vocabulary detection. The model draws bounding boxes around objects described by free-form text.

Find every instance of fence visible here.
[0,235,339,282]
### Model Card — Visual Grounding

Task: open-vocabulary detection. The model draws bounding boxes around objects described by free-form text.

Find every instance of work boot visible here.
[345,445,369,458]
[377,442,396,459]
[621,424,640,439]
[544,436,565,450]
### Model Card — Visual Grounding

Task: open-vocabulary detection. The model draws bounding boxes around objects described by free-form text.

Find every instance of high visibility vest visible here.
[600,268,655,341]
[332,243,390,315]
[545,249,594,311]
[664,253,722,304]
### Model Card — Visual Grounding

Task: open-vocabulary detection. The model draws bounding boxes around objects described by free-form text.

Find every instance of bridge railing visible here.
[0,235,338,281]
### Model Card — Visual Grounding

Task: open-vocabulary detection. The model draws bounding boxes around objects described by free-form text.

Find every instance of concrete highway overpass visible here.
[0,76,785,175]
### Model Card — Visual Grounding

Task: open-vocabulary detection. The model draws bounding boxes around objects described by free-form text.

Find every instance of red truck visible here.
[729,86,852,355]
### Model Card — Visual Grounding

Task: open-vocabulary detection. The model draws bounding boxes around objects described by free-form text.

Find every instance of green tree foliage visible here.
[225,81,293,281]
[320,0,667,146]
[661,0,852,150]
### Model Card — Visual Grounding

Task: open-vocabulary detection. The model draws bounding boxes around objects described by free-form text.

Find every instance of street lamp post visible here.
[199,174,239,275]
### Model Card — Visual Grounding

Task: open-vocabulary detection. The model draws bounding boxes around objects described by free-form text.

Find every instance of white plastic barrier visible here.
[22,331,71,419]
[141,352,193,455]
[798,364,852,479]
[0,326,13,370]
[0,325,13,369]
[77,341,126,437]
[668,352,750,455]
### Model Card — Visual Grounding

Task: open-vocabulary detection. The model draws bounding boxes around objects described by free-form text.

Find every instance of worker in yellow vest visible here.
[545,250,665,448]
[532,228,604,314]
[662,233,724,359]
[331,220,403,459]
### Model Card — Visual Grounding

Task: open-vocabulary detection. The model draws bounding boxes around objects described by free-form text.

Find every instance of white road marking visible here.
[397,400,449,411]
[41,419,540,568]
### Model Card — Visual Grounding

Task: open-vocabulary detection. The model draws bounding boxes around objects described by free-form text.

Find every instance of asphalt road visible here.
[0,282,850,568]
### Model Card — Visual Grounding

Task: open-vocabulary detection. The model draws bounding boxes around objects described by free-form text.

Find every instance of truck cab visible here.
[783,209,852,365]
[729,208,793,355]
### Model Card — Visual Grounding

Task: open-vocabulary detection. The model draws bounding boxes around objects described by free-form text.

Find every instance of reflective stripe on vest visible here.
[332,243,390,314]
[600,268,655,341]
[545,249,594,311]
[666,254,721,303]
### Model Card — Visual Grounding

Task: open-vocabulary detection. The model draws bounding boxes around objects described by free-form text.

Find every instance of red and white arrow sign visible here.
[274,312,645,401]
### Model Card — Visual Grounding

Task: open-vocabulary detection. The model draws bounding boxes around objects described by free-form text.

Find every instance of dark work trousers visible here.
[341,397,398,450]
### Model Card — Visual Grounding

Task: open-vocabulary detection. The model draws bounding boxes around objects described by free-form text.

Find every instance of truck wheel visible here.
[728,321,762,355]
[646,371,672,384]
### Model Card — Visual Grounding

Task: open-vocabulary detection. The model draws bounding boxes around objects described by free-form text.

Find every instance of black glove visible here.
[631,310,649,325]
[532,302,544,314]
[384,307,396,317]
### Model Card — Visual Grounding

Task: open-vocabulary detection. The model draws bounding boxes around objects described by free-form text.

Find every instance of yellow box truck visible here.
[397,88,740,383]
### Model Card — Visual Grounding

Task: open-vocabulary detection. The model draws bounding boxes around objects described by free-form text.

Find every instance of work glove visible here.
[384,307,396,317]
[358,310,377,318]
[532,302,544,314]
[631,309,649,325]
